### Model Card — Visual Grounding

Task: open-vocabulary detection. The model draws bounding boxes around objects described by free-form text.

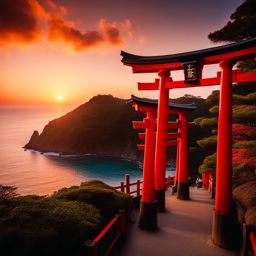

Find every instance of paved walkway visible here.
[120,187,239,256]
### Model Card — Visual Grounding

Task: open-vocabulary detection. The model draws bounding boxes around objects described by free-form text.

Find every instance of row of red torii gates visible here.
[128,95,196,204]
[121,38,256,249]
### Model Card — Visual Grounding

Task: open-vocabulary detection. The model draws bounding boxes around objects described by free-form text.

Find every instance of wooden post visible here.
[125,174,130,194]
[136,180,140,196]
[120,182,124,193]
[84,240,98,256]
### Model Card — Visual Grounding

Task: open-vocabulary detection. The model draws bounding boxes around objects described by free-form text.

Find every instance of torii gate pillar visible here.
[177,112,190,200]
[139,112,158,231]
[212,59,237,249]
[174,135,180,193]
[154,69,170,212]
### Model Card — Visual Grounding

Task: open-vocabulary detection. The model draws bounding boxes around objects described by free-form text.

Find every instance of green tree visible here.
[197,83,256,174]
[195,91,219,174]
[196,0,256,175]
[208,0,256,71]
[209,0,256,42]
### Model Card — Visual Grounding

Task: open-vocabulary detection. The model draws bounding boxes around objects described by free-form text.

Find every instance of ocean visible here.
[0,105,175,196]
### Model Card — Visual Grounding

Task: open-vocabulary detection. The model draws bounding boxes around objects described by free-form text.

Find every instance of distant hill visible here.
[25,95,144,159]
[25,94,207,166]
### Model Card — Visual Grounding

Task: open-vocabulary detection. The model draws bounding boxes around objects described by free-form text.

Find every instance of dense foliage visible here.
[208,0,256,42]
[170,95,211,178]
[196,84,256,174]
[195,0,256,175]
[53,180,133,223]
[0,180,132,256]
[208,0,256,71]
[233,170,256,227]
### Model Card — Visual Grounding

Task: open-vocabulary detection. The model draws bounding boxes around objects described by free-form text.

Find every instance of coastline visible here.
[23,148,176,172]
[23,148,144,169]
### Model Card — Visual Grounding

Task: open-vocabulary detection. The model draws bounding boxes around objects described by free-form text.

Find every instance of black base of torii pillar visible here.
[138,201,158,231]
[177,182,189,200]
[176,112,190,201]
[155,190,166,212]
[212,210,240,249]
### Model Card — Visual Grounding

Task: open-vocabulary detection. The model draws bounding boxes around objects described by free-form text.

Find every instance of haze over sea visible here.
[0,105,175,196]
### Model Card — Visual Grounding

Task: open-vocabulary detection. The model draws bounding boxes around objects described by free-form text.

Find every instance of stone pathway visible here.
[120,187,239,256]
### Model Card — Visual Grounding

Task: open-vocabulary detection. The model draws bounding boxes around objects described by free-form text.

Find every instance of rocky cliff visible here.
[25,95,144,159]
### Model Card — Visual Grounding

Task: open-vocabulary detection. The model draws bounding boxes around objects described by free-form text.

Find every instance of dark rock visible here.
[24,130,40,150]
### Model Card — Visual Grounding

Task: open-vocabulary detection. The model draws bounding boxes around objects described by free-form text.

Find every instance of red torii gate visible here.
[128,95,195,230]
[121,38,256,248]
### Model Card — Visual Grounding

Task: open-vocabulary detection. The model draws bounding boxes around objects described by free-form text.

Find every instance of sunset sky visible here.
[0,0,243,106]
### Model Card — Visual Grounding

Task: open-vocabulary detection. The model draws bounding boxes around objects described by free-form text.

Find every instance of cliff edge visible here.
[24,95,144,158]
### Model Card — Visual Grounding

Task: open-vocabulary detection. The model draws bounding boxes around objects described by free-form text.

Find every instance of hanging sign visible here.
[183,61,200,83]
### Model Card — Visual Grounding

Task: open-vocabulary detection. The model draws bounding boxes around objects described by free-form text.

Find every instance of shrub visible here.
[0,180,133,255]
[0,185,18,199]
[197,117,218,128]
[233,180,256,210]
[233,148,256,172]
[197,135,217,148]
[245,207,256,229]
[233,170,256,189]
[198,153,216,174]
[0,195,102,256]
[233,124,256,140]
[53,180,133,222]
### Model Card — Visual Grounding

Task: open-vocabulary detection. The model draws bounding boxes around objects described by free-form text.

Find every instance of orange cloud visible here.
[48,18,104,51]
[0,0,133,51]
[98,19,124,46]
[0,0,42,46]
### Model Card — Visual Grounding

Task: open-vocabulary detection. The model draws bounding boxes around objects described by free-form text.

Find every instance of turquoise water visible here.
[0,106,175,196]
[44,154,143,186]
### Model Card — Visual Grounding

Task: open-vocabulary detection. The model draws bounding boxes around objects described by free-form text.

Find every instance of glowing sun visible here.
[57,95,63,102]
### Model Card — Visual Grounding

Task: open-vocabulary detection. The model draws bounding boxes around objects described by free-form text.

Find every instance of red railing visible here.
[250,231,256,255]
[84,211,126,256]
[114,174,174,196]
[114,174,142,196]
[241,223,256,256]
